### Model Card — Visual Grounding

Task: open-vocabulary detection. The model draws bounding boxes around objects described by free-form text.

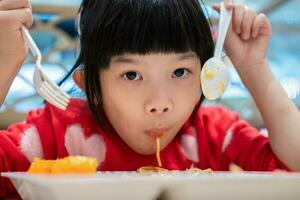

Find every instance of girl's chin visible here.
[132,147,157,155]
[130,143,159,155]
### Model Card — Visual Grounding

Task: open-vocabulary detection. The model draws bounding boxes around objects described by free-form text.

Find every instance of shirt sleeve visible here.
[220,118,289,171]
[195,106,289,171]
[0,105,54,198]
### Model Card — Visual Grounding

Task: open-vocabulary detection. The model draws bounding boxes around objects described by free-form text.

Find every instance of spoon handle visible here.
[214,2,232,59]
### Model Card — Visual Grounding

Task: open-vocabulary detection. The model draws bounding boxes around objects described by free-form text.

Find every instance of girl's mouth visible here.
[145,128,168,138]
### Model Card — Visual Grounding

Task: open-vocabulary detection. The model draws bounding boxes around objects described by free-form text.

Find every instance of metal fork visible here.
[21,26,70,110]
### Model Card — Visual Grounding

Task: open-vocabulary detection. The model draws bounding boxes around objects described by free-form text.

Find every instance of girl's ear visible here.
[72,69,85,92]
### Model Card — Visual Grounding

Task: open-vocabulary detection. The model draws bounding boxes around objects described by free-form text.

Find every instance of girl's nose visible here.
[145,99,173,116]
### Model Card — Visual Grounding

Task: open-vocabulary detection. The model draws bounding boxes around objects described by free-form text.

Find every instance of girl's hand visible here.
[213,0,271,71]
[0,0,33,66]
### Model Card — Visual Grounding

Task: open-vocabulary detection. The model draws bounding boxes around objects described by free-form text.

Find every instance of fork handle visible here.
[21,26,42,64]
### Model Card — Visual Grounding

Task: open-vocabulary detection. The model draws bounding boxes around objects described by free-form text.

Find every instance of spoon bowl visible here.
[201,57,230,100]
[201,2,232,100]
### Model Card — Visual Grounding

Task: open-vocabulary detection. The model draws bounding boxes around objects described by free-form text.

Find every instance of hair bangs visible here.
[80,0,214,67]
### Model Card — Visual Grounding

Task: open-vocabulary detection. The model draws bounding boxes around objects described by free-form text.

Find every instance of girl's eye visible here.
[172,68,189,78]
[122,71,142,81]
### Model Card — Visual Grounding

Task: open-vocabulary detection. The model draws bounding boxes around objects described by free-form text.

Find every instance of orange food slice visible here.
[28,156,98,174]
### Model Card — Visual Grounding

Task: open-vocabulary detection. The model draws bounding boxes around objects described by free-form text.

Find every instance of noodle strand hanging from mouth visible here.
[156,137,162,167]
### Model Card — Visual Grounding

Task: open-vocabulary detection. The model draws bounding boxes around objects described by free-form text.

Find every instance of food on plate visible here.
[229,163,243,172]
[137,166,213,174]
[137,166,168,173]
[187,167,213,174]
[28,156,98,174]
[137,137,213,174]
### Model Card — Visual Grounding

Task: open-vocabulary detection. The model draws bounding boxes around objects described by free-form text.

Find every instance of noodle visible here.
[137,166,168,173]
[137,166,213,174]
[137,137,213,174]
[187,167,213,174]
[156,138,162,167]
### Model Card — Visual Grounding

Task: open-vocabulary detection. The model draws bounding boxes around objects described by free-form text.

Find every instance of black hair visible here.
[61,0,214,125]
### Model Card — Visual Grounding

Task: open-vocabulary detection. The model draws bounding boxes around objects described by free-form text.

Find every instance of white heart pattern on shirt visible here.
[20,125,44,162]
[65,124,106,166]
[180,126,199,163]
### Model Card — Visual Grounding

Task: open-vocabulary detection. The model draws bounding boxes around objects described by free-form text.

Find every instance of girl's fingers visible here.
[213,3,270,40]
[224,0,234,9]
[212,1,234,12]
[252,13,271,38]
[232,5,245,34]
[0,0,30,11]
[240,9,256,40]
[1,8,33,28]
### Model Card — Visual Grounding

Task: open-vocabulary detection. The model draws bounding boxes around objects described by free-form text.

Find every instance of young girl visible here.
[0,0,300,197]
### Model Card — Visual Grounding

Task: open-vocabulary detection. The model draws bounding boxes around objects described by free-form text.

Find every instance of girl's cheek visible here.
[174,75,200,90]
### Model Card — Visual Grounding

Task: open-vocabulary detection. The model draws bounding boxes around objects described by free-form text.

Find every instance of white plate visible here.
[2,171,300,200]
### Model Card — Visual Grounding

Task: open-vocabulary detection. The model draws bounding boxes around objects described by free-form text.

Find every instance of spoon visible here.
[200,2,232,100]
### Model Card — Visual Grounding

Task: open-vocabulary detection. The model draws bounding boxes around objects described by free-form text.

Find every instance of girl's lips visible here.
[145,128,168,138]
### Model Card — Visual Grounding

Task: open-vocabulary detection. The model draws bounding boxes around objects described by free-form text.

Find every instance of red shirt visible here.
[0,98,288,197]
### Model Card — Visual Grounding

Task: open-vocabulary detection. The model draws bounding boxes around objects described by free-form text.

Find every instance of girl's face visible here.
[100,53,201,154]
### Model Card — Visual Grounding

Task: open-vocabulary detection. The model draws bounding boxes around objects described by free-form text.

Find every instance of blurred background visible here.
[0,0,299,129]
